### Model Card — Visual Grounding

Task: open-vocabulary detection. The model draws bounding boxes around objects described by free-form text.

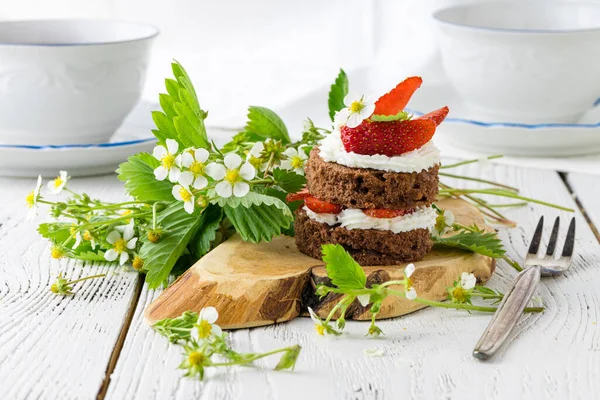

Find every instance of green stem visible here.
[439,189,574,212]
[441,155,503,169]
[439,172,518,192]
[211,347,294,367]
[440,182,515,226]
[479,202,528,208]
[389,293,543,313]
[502,255,523,272]
[65,274,106,285]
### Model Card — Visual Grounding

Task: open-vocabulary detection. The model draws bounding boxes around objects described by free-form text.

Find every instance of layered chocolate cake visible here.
[291,77,448,265]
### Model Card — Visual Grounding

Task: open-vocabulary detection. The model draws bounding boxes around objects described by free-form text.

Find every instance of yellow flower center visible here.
[121,209,133,223]
[248,156,263,170]
[53,177,63,189]
[225,169,240,184]
[452,286,467,303]
[132,256,144,271]
[113,238,127,254]
[405,277,413,290]
[291,156,304,169]
[188,351,206,366]
[315,324,325,336]
[349,100,364,113]
[26,191,35,207]
[70,225,77,235]
[83,231,92,241]
[51,246,64,259]
[189,161,205,176]
[198,319,213,339]
[179,187,192,203]
[161,153,176,169]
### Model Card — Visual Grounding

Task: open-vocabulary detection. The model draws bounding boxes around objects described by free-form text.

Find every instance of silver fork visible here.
[472,216,576,360]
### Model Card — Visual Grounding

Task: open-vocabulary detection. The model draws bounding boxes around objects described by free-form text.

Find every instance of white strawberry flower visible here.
[152,139,182,183]
[104,223,138,266]
[47,170,69,194]
[460,272,477,290]
[206,153,256,198]
[337,93,376,128]
[172,184,195,214]
[404,263,417,300]
[434,209,455,236]
[357,294,371,307]
[280,147,308,175]
[191,306,223,341]
[179,148,210,189]
[25,175,43,221]
[308,307,327,336]
[246,142,266,170]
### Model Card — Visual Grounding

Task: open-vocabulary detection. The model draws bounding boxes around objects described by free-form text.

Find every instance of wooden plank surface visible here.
[104,161,600,400]
[0,176,141,400]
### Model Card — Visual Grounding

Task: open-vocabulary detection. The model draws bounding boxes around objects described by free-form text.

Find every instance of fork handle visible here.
[473,266,541,360]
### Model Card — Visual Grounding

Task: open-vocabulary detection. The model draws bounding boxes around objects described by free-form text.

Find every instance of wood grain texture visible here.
[144,198,495,328]
[0,176,140,400]
[107,160,600,400]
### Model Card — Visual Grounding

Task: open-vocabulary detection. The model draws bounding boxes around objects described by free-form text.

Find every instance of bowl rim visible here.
[433,0,600,34]
[0,19,160,47]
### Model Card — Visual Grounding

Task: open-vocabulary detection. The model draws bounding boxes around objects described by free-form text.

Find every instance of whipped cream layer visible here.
[318,128,440,173]
[303,205,437,234]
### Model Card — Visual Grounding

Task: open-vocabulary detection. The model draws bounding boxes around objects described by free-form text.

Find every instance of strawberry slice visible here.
[286,188,310,203]
[364,208,413,218]
[304,196,342,214]
[416,106,449,126]
[373,76,422,116]
[341,118,436,156]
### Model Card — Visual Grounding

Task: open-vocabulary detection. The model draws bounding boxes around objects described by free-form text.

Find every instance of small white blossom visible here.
[308,307,327,336]
[434,209,455,236]
[280,147,308,175]
[104,223,137,266]
[191,306,223,341]
[172,184,195,214]
[179,148,210,189]
[357,294,371,307]
[337,93,376,128]
[206,153,256,198]
[25,175,43,221]
[460,272,477,290]
[47,170,69,194]
[153,139,182,183]
[404,263,417,300]
[246,142,266,170]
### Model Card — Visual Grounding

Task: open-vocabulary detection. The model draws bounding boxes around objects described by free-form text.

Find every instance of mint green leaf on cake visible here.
[328,69,348,121]
[245,106,291,144]
[272,168,307,193]
[322,244,367,291]
[371,111,412,122]
[432,230,506,258]
[117,153,174,203]
[216,193,293,243]
[140,202,204,288]
[189,204,223,258]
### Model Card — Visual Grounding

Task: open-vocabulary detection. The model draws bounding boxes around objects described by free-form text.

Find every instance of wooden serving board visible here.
[145,198,495,328]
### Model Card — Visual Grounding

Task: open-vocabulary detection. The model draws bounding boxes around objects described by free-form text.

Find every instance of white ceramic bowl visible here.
[434,1,600,124]
[0,20,158,145]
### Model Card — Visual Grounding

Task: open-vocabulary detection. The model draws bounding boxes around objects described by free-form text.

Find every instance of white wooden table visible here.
[1,162,599,400]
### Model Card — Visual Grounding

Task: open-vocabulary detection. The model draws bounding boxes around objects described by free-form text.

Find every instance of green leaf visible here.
[165,78,181,101]
[140,202,203,288]
[217,193,293,243]
[322,244,367,291]
[72,250,106,262]
[151,111,178,142]
[245,106,290,144]
[159,93,177,118]
[117,153,174,203]
[272,168,307,193]
[190,205,223,258]
[432,230,506,258]
[371,111,411,122]
[328,69,348,121]
[153,311,198,343]
[38,222,72,245]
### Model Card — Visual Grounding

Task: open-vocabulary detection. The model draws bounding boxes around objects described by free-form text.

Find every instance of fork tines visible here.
[525,216,576,273]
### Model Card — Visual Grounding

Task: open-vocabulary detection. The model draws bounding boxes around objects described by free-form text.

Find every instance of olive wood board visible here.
[145,198,495,329]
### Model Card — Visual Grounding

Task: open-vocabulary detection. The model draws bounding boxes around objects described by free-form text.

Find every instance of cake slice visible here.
[291,77,448,265]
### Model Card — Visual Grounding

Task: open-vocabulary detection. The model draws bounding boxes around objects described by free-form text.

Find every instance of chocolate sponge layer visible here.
[305,148,439,210]
[294,208,432,265]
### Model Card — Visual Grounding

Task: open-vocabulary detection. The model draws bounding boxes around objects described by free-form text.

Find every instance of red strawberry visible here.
[416,106,449,126]
[304,196,342,214]
[286,188,310,203]
[340,118,436,156]
[374,77,422,116]
[364,208,413,218]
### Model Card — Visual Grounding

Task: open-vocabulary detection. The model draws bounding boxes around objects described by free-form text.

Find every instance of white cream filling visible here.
[303,205,437,234]
[318,128,440,173]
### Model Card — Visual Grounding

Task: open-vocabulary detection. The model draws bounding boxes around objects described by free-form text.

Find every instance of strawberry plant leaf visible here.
[272,168,307,193]
[328,69,348,121]
[189,204,223,258]
[432,230,505,258]
[117,153,174,203]
[322,244,367,291]
[245,106,291,144]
